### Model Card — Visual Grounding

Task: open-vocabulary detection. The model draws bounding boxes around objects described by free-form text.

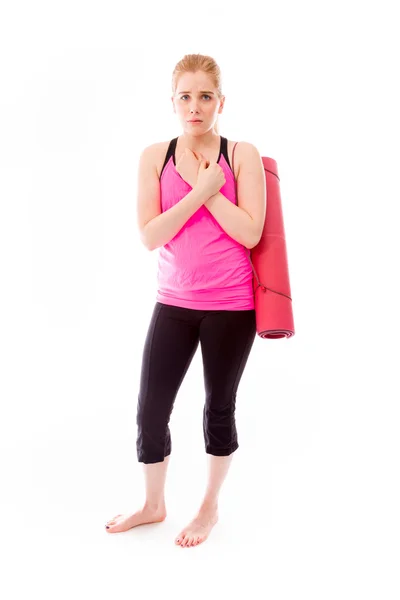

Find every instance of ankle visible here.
[199,498,218,512]
[143,500,166,512]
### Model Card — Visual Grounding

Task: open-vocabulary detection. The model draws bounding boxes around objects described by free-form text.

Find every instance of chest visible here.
[156,139,240,180]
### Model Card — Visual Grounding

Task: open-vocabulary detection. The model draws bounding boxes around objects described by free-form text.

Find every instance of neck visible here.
[179,129,220,151]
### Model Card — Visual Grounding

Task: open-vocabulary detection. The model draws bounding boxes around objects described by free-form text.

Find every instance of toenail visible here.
[106,526,109,529]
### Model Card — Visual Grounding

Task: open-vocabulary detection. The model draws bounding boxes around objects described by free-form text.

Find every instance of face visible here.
[171,71,224,132]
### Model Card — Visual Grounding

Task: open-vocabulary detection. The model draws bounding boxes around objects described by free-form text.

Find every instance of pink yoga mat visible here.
[242,156,295,339]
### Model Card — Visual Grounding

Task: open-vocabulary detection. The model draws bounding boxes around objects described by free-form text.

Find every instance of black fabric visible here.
[136,301,256,464]
[160,136,230,179]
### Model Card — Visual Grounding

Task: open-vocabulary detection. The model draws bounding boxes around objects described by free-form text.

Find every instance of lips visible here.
[188,120,202,122]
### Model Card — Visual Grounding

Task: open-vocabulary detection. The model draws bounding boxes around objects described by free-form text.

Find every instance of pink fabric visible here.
[155,151,254,310]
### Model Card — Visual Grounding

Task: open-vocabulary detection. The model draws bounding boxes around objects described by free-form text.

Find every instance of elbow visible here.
[144,238,158,252]
[140,233,151,251]
[140,236,154,252]
[246,234,261,250]
[248,223,264,249]
[144,240,156,251]
[140,224,155,251]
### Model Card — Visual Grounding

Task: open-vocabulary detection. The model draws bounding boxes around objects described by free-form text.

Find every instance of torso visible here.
[152,136,241,180]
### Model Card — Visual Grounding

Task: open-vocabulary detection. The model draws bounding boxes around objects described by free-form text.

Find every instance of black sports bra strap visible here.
[160,138,177,175]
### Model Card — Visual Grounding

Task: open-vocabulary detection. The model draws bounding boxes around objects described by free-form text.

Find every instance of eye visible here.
[180,94,211,100]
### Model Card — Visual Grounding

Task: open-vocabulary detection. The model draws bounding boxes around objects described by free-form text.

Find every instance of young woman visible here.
[105,54,266,547]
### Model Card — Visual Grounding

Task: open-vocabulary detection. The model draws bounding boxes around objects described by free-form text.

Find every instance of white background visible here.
[1,0,399,598]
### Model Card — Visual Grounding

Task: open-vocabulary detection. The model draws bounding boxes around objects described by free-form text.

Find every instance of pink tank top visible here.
[155,136,255,311]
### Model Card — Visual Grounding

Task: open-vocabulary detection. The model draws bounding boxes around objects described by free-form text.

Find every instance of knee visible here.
[204,394,237,419]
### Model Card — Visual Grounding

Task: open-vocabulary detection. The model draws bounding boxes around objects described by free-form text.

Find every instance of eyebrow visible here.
[178,90,215,95]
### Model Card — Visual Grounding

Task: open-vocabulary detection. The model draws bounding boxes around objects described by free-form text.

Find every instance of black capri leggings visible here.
[136,302,257,464]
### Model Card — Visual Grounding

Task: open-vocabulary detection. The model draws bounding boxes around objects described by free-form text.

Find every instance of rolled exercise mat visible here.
[232,147,295,339]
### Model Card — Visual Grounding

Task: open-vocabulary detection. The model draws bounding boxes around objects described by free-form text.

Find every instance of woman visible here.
[105,54,266,547]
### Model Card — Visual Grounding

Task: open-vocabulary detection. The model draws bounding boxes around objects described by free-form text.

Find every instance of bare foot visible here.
[105,505,167,533]
[175,506,219,547]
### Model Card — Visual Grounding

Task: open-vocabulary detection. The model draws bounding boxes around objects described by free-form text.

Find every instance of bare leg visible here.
[175,453,234,547]
[105,455,170,533]
[143,454,170,511]
[200,453,234,509]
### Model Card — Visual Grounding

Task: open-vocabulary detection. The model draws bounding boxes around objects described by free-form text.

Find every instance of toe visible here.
[106,514,122,525]
[106,518,122,530]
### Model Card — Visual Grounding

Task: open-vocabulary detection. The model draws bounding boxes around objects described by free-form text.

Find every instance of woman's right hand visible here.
[195,158,226,198]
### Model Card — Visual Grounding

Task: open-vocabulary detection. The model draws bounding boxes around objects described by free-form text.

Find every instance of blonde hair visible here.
[172,53,223,134]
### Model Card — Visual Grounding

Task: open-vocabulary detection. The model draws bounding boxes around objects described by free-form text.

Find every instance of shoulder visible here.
[140,141,169,159]
[233,141,263,176]
[141,141,171,178]
[234,140,261,157]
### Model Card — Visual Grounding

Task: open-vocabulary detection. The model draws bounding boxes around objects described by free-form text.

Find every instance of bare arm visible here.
[143,185,210,251]
[204,192,258,249]
[136,145,211,251]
